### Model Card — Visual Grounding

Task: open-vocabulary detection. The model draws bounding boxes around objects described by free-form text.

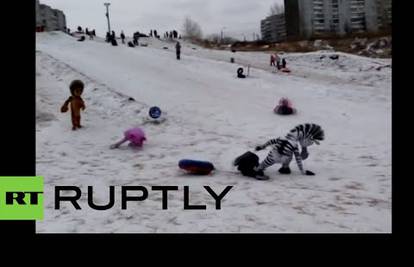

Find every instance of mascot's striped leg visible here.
[255,150,278,172]
[278,156,293,174]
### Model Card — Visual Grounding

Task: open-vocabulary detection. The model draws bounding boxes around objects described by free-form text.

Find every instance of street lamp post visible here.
[220,27,226,43]
[104,3,111,34]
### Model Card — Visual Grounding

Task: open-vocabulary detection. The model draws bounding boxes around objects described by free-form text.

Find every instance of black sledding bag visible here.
[233,151,259,177]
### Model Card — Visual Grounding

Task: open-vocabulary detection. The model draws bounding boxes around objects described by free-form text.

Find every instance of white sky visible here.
[40,0,284,40]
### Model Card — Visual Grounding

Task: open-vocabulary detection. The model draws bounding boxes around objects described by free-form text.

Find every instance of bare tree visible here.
[207,33,221,44]
[269,3,284,15]
[207,33,238,44]
[182,17,203,40]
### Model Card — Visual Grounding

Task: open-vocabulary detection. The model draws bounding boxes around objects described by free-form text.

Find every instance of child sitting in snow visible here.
[110,128,146,149]
[274,97,296,115]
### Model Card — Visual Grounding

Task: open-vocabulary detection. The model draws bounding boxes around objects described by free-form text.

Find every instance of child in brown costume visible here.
[61,80,86,130]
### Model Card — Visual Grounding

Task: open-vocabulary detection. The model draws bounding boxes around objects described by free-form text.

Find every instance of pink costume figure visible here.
[270,54,276,66]
[110,128,146,149]
[270,54,280,67]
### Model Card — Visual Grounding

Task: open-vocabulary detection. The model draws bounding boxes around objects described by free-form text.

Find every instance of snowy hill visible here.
[36,32,391,233]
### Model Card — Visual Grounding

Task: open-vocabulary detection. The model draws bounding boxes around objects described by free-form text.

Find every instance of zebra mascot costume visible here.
[254,123,325,180]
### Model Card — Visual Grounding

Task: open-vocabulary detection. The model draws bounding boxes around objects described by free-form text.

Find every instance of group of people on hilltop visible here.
[68,25,183,60]
[106,31,118,45]
[164,30,180,40]
[85,28,96,40]
[65,26,96,39]
[149,29,160,38]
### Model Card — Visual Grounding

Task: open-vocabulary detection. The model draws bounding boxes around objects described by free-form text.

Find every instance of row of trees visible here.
[181,3,284,42]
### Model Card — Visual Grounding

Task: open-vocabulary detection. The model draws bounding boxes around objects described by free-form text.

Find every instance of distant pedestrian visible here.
[154,30,158,38]
[150,30,153,37]
[106,32,110,42]
[133,32,139,46]
[120,31,125,44]
[92,30,96,36]
[277,57,286,70]
[175,41,181,60]
[111,31,116,40]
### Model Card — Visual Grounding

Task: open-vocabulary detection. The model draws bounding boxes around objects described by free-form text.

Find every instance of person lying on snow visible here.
[274,97,296,115]
[233,151,260,178]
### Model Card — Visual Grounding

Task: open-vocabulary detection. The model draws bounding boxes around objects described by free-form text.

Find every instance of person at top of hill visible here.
[133,32,140,46]
[120,31,125,44]
[106,32,110,42]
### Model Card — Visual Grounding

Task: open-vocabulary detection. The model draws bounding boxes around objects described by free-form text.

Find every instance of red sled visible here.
[281,68,291,73]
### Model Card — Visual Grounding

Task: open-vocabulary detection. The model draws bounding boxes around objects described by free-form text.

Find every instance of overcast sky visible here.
[40,0,284,40]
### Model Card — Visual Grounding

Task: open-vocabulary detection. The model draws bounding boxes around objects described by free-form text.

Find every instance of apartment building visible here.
[284,0,392,39]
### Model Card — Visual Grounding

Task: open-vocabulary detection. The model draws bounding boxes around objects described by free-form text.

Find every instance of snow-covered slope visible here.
[36,32,391,233]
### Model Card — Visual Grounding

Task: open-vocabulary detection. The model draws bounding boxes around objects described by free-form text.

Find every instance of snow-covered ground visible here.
[36,32,391,233]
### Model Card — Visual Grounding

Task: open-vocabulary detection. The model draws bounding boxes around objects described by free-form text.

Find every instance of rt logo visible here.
[0,177,43,220]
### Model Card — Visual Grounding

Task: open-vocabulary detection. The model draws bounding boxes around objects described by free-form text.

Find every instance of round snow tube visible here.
[149,106,162,119]
[178,159,215,175]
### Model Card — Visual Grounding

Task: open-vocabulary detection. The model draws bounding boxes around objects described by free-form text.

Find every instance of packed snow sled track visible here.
[36,32,391,232]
